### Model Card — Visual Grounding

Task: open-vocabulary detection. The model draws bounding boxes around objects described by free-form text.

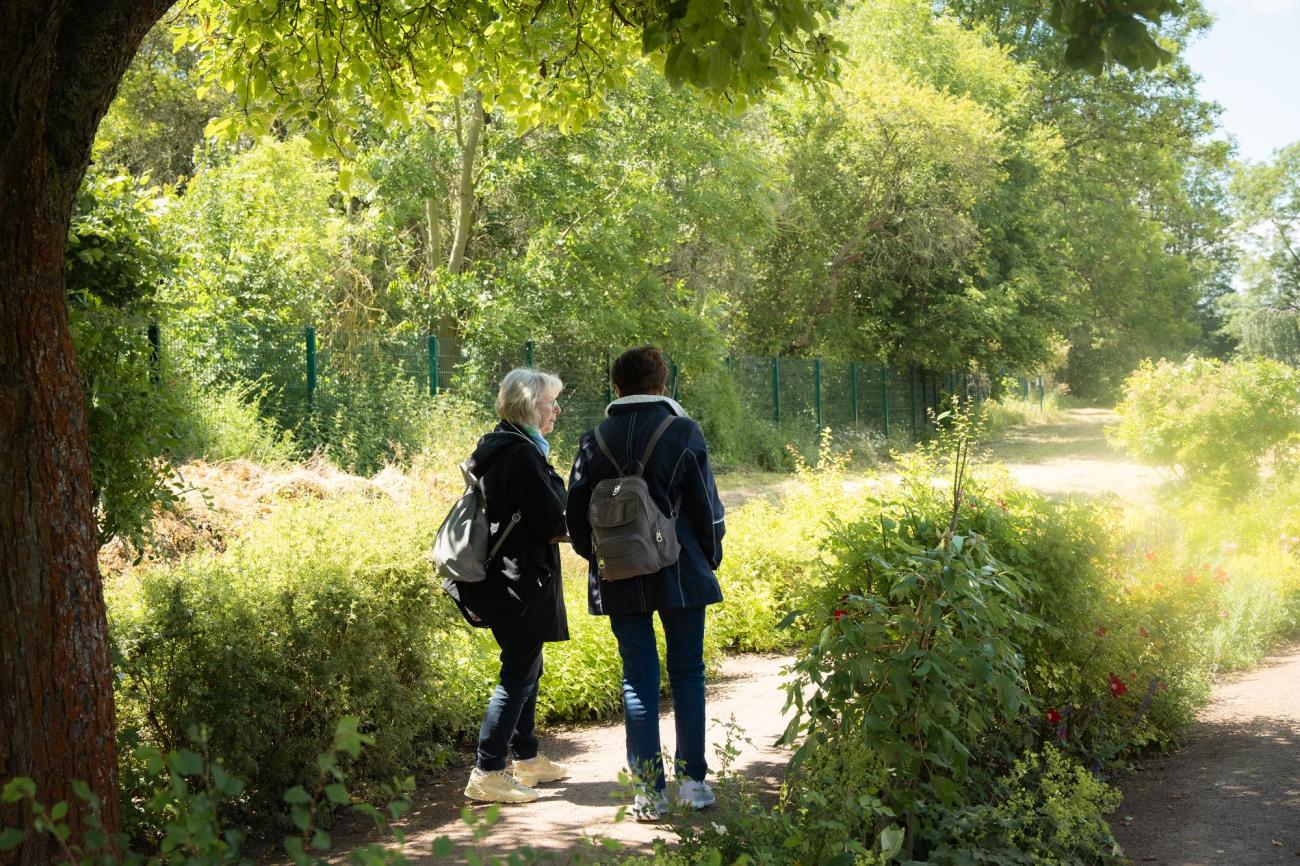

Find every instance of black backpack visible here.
[588,415,681,581]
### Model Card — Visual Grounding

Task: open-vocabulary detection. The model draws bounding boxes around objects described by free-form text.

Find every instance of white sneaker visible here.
[677,779,715,810]
[464,767,539,804]
[631,790,669,822]
[512,754,569,787]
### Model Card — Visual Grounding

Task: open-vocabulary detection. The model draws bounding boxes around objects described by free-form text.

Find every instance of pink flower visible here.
[1222,542,1238,555]
[1219,609,1230,620]
[1213,567,1230,584]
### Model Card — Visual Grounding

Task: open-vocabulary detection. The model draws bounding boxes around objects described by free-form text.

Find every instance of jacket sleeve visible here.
[504,447,567,541]
[565,435,596,562]
[678,421,726,570]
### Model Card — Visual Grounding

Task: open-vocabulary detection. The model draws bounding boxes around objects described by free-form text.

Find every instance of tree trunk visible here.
[447,89,485,275]
[1,2,174,862]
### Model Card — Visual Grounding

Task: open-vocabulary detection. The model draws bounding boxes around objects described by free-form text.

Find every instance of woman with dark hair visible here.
[445,367,571,804]
[565,346,726,820]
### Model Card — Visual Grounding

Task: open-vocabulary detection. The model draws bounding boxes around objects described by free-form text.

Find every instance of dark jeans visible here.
[476,628,544,771]
[608,606,708,792]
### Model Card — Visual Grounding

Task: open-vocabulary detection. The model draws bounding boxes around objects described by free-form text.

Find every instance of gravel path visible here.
[319,654,796,864]
[1110,644,1300,864]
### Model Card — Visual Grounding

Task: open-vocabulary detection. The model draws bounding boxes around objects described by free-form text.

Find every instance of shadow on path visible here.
[1112,644,1300,864]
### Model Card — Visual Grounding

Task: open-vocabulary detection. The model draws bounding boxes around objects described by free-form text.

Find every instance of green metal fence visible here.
[143,322,1049,454]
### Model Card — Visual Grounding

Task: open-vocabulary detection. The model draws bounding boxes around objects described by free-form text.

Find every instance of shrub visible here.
[1110,356,1300,494]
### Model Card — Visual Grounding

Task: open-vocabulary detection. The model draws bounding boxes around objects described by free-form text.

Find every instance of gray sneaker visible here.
[631,790,669,822]
[677,779,716,810]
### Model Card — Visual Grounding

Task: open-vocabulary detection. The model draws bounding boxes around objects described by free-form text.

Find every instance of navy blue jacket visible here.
[443,422,570,642]
[566,398,725,615]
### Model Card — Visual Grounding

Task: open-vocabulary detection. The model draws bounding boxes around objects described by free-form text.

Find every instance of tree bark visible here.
[447,89,485,275]
[1,2,174,862]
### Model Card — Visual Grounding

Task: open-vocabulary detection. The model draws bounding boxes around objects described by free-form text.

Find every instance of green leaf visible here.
[0,828,26,852]
[48,802,67,822]
[432,836,455,857]
[283,786,312,806]
[324,783,350,805]
[879,824,906,860]
[775,609,803,630]
[2,778,36,803]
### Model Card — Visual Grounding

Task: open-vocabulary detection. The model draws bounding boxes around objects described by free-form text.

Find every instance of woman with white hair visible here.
[445,368,571,804]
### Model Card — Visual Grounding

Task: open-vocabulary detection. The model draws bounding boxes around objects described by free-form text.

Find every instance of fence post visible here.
[306,326,317,412]
[604,351,613,406]
[1039,377,1045,412]
[427,334,439,396]
[770,357,780,425]
[524,340,534,367]
[849,361,858,425]
[813,358,822,429]
[880,365,889,440]
[147,322,161,385]
[909,364,918,441]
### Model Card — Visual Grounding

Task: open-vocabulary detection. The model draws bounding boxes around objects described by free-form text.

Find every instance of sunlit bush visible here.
[1110,356,1300,494]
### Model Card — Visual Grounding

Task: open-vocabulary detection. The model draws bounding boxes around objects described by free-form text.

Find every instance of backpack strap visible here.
[594,415,677,477]
[636,415,678,477]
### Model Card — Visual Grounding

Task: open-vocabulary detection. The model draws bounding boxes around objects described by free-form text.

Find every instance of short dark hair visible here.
[612,345,668,396]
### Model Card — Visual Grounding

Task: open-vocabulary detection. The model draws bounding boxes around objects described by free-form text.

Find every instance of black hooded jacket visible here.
[443,421,569,642]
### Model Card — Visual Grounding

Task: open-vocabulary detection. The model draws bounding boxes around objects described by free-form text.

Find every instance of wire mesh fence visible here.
[137,321,1038,459]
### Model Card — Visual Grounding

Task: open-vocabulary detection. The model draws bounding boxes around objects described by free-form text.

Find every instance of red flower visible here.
[1213,567,1230,584]
[1184,572,1199,585]
[1139,626,1150,639]
[1046,708,1062,725]
[1108,673,1128,697]
[1096,626,1107,637]
[832,609,847,621]
[1143,550,1156,562]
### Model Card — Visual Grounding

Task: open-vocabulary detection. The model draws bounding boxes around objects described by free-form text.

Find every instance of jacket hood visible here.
[469,422,541,473]
[605,394,689,417]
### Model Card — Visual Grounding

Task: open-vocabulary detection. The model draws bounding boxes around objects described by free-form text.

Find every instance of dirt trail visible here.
[1111,644,1300,864]
[322,656,795,864]
[985,407,1167,503]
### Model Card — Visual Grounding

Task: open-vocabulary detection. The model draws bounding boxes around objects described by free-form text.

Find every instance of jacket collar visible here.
[605,394,689,418]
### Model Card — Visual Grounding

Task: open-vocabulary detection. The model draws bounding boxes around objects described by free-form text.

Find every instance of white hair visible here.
[496,368,563,427]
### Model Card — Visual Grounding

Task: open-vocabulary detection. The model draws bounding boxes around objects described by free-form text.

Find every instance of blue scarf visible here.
[522,425,551,458]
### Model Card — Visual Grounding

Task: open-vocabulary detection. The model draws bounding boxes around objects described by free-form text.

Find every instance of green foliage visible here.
[66,167,190,548]
[927,747,1124,865]
[1228,142,1300,322]
[108,496,455,820]
[1110,356,1300,493]
[1,718,541,866]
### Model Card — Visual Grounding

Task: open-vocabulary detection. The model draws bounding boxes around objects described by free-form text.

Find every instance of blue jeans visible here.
[608,606,708,792]
[476,628,543,771]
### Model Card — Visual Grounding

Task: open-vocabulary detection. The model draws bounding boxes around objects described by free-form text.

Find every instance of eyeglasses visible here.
[541,398,562,411]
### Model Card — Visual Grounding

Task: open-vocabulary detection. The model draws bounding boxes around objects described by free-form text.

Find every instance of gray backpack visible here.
[589,415,681,581]
[432,461,521,584]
